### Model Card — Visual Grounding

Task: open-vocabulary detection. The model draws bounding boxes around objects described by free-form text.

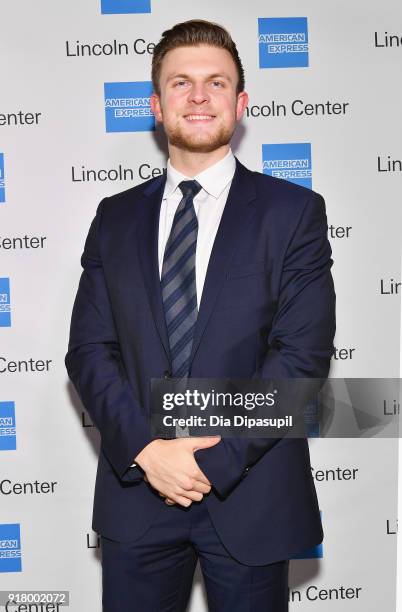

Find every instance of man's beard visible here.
[164,118,234,153]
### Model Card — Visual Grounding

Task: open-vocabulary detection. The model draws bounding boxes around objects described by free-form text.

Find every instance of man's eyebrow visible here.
[166,73,190,82]
[209,73,233,82]
[166,72,233,82]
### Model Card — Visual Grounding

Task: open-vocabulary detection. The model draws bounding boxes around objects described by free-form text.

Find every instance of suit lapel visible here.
[136,158,257,370]
[136,173,171,361]
[189,158,257,366]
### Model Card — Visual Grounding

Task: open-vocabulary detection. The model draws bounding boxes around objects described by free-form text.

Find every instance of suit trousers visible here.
[101,497,289,612]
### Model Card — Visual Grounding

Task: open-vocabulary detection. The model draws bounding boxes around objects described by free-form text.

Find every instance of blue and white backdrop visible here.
[0,1,401,610]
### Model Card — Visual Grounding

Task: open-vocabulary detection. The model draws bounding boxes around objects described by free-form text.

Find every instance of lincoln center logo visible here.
[0,154,5,203]
[104,82,155,133]
[0,278,11,327]
[0,402,16,451]
[258,17,309,68]
[0,524,21,572]
[262,143,312,189]
[101,0,151,13]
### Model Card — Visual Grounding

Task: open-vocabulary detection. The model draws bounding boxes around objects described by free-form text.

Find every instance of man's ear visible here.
[236,91,249,122]
[150,93,163,122]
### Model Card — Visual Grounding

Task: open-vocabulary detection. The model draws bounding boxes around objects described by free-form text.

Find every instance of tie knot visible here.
[178,180,202,199]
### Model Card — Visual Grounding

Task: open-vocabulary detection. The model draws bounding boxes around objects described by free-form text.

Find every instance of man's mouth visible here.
[184,114,216,122]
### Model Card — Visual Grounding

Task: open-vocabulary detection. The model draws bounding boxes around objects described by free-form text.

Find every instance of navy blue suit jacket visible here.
[65,158,336,565]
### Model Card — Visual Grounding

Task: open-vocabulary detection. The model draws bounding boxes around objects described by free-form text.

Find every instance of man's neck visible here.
[168,144,230,177]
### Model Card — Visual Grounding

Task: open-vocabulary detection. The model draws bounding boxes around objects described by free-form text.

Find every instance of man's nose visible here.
[188,83,210,104]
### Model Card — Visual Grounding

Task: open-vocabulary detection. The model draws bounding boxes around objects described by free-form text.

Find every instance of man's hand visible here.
[134,436,221,507]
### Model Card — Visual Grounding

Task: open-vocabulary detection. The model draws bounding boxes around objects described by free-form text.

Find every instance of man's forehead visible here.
[162,46,236,79]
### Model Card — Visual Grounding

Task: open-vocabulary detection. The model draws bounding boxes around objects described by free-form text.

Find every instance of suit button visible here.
[242,467,250,477]
[164,370,172,379]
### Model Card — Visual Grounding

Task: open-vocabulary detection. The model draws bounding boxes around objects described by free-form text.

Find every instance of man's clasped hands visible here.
[135,436,221,507]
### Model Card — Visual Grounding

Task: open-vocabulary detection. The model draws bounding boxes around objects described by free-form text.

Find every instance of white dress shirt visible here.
[158,148,236,309]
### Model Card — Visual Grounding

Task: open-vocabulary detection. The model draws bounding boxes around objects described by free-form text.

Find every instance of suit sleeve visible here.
[65,199,152,483]
[195,192,336,498]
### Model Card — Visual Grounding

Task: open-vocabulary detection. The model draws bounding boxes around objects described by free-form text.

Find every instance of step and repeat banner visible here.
[0,1,401,610]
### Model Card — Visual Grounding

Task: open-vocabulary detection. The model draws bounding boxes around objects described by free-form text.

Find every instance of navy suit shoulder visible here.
[97,172,166,224]
[103,170,165,204]
[248,166,326,219]
[233,163,329,262]
[90,173,167,255]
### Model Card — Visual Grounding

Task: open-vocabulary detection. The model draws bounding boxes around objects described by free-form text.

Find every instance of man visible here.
[66,19,335,612]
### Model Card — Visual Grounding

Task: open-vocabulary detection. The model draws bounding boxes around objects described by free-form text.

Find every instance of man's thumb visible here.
[191,436,221,451]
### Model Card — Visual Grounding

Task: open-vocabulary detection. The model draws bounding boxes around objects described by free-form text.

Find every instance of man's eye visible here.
[174,81,188,87]
[212,81,223,87]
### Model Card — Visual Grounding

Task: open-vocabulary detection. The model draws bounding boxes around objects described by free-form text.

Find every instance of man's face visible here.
[151,45,248,153]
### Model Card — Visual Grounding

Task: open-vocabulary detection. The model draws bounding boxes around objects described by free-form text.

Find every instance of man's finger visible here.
[190,481,211,495]
[180,489,204,502]
[171,495,193,508]
[191,467,212,487]
[189,436,221,451]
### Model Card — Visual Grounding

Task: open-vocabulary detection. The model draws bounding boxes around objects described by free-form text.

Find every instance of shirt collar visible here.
[164,148,236,199]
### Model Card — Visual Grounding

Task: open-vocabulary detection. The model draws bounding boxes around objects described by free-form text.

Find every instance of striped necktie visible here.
[161,179,202,379]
